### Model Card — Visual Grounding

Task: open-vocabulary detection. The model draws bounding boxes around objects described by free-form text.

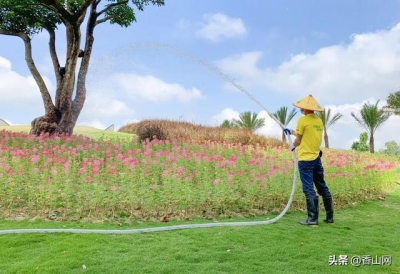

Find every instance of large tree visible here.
[0,0,164,135]
[315,108,342,148]
[232,111,265,133]
[351,132,369,152]
[272,106,297,143]
[380,140,400,156]
[351,100,391,153]
[384,91,400,115]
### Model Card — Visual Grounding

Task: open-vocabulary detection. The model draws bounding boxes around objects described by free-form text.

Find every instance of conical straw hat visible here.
[293,94,324,112]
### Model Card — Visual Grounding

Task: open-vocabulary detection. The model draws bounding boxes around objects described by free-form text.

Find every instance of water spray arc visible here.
[0,43,298,235]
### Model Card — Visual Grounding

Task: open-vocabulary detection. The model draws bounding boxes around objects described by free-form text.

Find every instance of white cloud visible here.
[320,99,400,150]
[210,107,240,126]
[114,73,206,103]
[0,56,53,105]
[178,18,191,30]
[257,110,286,139]
[195,13,246,42]
[216,23,400,104]
[80,94,133,119]
[211,101,400,151]
[210,108,283,139]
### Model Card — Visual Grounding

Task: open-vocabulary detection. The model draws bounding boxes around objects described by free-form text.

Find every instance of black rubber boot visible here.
[322,197,334,223]
[314,197,319,220]
[299,198,318,226]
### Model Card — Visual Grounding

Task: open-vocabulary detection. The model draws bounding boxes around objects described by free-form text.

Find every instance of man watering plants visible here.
[284,95,334,226]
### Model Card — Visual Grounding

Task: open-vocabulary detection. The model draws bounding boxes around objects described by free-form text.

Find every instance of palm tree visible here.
[220,119,235,128]
[315,109,343,148]
[384,91,400,115]
[351,100,391,153]
[232,111,265,133]
[272,107,298,143]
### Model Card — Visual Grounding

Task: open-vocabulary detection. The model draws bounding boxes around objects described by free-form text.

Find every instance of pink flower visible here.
[229,155,238,162]
[30,155,40,163]
[116,153,124,160]
[235,169,244,175]
[79,167,86,175]
[213,178,221,184]
[92,168,100,175]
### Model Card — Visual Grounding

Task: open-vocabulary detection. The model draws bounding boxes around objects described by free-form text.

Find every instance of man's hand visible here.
[283,128,294,136]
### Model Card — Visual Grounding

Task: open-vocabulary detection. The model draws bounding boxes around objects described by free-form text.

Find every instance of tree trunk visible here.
[281,132,286,144]
[30,108,80,135]
[369,134,375,153]
[9,2,96,136]
[324,128,329,148]
[29,17,90,135]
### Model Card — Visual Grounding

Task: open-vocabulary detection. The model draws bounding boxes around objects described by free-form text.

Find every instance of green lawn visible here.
[0,125,134,141]
[0,187,398,274]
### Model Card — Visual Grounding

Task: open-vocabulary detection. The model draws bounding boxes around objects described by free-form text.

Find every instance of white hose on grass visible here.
[0,43,298,235]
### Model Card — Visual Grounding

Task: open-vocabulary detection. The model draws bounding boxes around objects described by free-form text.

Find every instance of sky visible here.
[1,0,400,151]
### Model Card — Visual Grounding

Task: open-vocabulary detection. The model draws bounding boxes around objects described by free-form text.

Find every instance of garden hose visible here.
[0,43,299,235]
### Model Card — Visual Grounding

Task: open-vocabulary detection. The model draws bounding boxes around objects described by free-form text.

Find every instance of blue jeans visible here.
[298,156,332,200]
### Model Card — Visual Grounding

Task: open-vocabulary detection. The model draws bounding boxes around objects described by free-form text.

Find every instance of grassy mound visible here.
[119,119,282,148]
[0,125,134,141]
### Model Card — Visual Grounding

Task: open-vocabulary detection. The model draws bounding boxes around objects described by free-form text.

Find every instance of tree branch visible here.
[38,0,74,22]
[0,29,22,37]
[20,32,55,114]
[95,16,113,25]
[97,0,128,17]
[72,1,98,117]
[46,28,62,108]
[77,0,96,14]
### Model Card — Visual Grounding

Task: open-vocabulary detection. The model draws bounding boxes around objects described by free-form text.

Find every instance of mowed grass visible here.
[0,186,399,274]
[0,125,134,141]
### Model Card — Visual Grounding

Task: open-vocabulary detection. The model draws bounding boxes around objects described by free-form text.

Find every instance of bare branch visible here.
[19,32,55,114]
[45,28,62,108]
[95,16,113,25]
[72,0,98,113]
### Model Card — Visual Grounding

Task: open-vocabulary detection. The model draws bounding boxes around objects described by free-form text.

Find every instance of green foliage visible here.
[351,132,370,152]
[315,108,343,129]
[0,0,61,36]
[220,119,236,128]
[315,108,343,148]
[385,91,400,115]
[232,111,265,132]
[351,100,391,135]
[272,106,297,126]
[351,100,391,153]
[272,106,297,142]
[0,0,165,36]
[379,140,400,156]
